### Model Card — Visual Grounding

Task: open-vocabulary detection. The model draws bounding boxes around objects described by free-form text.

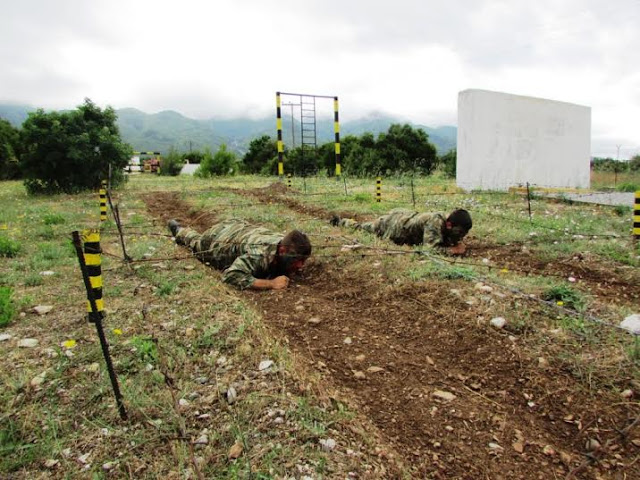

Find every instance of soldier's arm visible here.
[223,253,289,290]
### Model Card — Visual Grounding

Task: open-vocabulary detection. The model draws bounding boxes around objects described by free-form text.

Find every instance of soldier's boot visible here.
[330,215,340,227]
[168,219,181,237]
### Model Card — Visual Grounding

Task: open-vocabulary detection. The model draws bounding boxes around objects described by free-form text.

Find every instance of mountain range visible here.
[0,104,457,155]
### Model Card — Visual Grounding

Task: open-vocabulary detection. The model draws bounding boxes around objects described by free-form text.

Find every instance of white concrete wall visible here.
[456,89,591,190]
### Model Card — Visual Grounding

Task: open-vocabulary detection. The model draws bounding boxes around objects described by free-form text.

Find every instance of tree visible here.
[438,149,457,178]
[195,144,238,177]
[629,154,640,172]
[20,99,132,194]
[159,147,185,176]
[375,124,437,174]
[0,118,21,180]
[241,135,277,174]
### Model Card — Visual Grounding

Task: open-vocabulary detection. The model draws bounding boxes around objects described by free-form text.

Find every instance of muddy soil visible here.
[144,189,640,479]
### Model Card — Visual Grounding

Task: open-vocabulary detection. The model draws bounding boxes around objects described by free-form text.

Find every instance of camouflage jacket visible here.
[339,208,446,247]
[176,220,282,289]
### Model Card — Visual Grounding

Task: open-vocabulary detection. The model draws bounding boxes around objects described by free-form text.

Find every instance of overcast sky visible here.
[1,0,639,158]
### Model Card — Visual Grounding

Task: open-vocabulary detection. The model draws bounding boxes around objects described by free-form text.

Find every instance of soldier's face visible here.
[445,222,468,245]
[280,254,306,274]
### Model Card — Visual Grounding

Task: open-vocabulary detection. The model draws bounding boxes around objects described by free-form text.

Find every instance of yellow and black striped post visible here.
[376,176,382,202]
[276,92,284,178]
[71,230,127,420]
[99,185,107,222]
[634,191,640,242]
[287,173,292,188]
[334,96,341,178]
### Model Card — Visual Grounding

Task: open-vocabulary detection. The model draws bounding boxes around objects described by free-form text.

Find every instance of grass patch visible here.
[0,237,21,258]
[542,285,585,311]
[0,286,15,327]
[42,213,66,225]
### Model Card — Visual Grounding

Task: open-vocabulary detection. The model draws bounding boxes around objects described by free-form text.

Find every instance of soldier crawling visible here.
[168,219,311,290]
[330,208,472,255]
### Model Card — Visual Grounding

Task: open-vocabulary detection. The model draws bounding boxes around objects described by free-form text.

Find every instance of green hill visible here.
[0,104,457,155]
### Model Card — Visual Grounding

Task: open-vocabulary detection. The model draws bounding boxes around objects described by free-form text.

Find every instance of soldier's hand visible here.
[448,243,466,255]
[271,276,290,290]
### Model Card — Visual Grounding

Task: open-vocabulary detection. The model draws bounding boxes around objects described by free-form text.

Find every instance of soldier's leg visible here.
[175,228,202,252]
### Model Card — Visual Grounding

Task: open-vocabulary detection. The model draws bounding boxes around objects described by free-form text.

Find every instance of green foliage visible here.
[613,205,632,216]
[615,182,639,192]
[159,147,184,176]
[182,150,205,164]
[542,285,585,311]
[591,157,629,172]
[20,99,132,194]
[42,213,65,225]
[241,135,277,174]
[0,236,21,257]
[0,118,21,180]
[130,336,158,362]
[0,286,15,327]
[438,148,457,178]
[629,155,640,172]
[195,144,238,177]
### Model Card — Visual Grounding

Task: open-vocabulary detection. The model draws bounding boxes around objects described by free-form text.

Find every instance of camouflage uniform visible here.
[337,208,447,247]
[175,220,282,290]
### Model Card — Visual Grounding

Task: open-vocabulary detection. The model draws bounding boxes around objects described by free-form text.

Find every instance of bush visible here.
[159,147,184,176]
[20,99,132,194]
[195,144,238,177]
[542,285,585,311]
[438,149,456,178]
[0,237,21,258]
[616,182,639,193]
[0,287,15,327]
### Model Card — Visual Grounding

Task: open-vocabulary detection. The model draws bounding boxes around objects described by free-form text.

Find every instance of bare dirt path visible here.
[144,189,640,479]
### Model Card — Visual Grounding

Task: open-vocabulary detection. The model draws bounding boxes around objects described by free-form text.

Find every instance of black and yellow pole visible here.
[99,185,107,222]
[334,96,341,178]
[287,173,292,188]
[634,190,640,244]
[72,230,127,420]
[376,176,382,203]
[276,92,284,179]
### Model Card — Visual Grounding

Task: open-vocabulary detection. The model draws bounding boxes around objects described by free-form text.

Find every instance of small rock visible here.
[490,317,507,329]
[513,441,525,453]
[585,439,601,451]
[178,398,189,407]
[320,438,337,451]
[39,271,55,276]
[0,333,12,342]
[30,372,47,387]
[102,462,117,471]
[258,360,274,371]
[194,434,208,445]
[77,453,91,464]
[426,356,435,366]
[32,305,53,315]
[343,337,352,345]
[488,442,503,451]
[18,338,39,348]
[432,390,456,402]
[620,314,640,334]
[367,366,384,373]
[479,285,493,293]
[568,276,576,282]
[228,442,243,459]
[274,417,284,424]
[621,389,634,399]
[308,317,322,325]
[352,371,366,379]
[226,387,237,404]
[355,354,366,361]
[216,356,227,366]
[631,439,640,447]
[183,265,196,270]
[45,459,59,468]
[185,327,195,337]
[87,363,100,372]
[543,445,556,456]
[537,357,550,369]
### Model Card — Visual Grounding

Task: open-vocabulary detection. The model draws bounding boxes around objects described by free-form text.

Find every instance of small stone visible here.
[367,366,384,373]
[432,390,456,402]
[179,398,189,407]
[183,265,196,270]
[513,442,525,453]
[320,438,337,451]
[308,317,322,325]
[216,356,227,366]
[426,356,435,366]
[0,333,12,342]
[30,372,46,387]
[18,338,39,348]
[537,357,550,369]
[343,337,352,345]
[490,317,507,329]
[226,387,237,404]
[194,434,208,445]
[258,360,274,371]
[543,445,556,456]
[274,417,284,424]
[185,327,195,337]
[353,371,366,379]
[445,426,454,432]
[77,453,91,464]
[355,354,366,361]
[45,459,59,468]
[568,276,576,282]
[621,389,634,399]
[87,363,100,372]
[32,305,53,315]
[479,285,493,293]
[585,439,601,451]
[102,462,117,471]
[39,270,55,276]
[620,314,640,334]
[631,439,640,447]
[488,442,503,451]
[228,442,243,459]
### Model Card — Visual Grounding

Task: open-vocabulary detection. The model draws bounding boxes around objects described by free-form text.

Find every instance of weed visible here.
[23,274,43,287]
[615,182,639,193]
[0,236,21,258]
[353,193,370,203]
[613,205,632,217]
[43,213,65,225]
[156,279,178,296]
[130,336,158,363]
[438,266,476,281]
[542,285,585,311]
[0,286,15,327]
[37,225,55,240]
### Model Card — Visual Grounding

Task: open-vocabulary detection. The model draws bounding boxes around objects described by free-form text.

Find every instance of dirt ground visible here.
[144,187,640,479]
